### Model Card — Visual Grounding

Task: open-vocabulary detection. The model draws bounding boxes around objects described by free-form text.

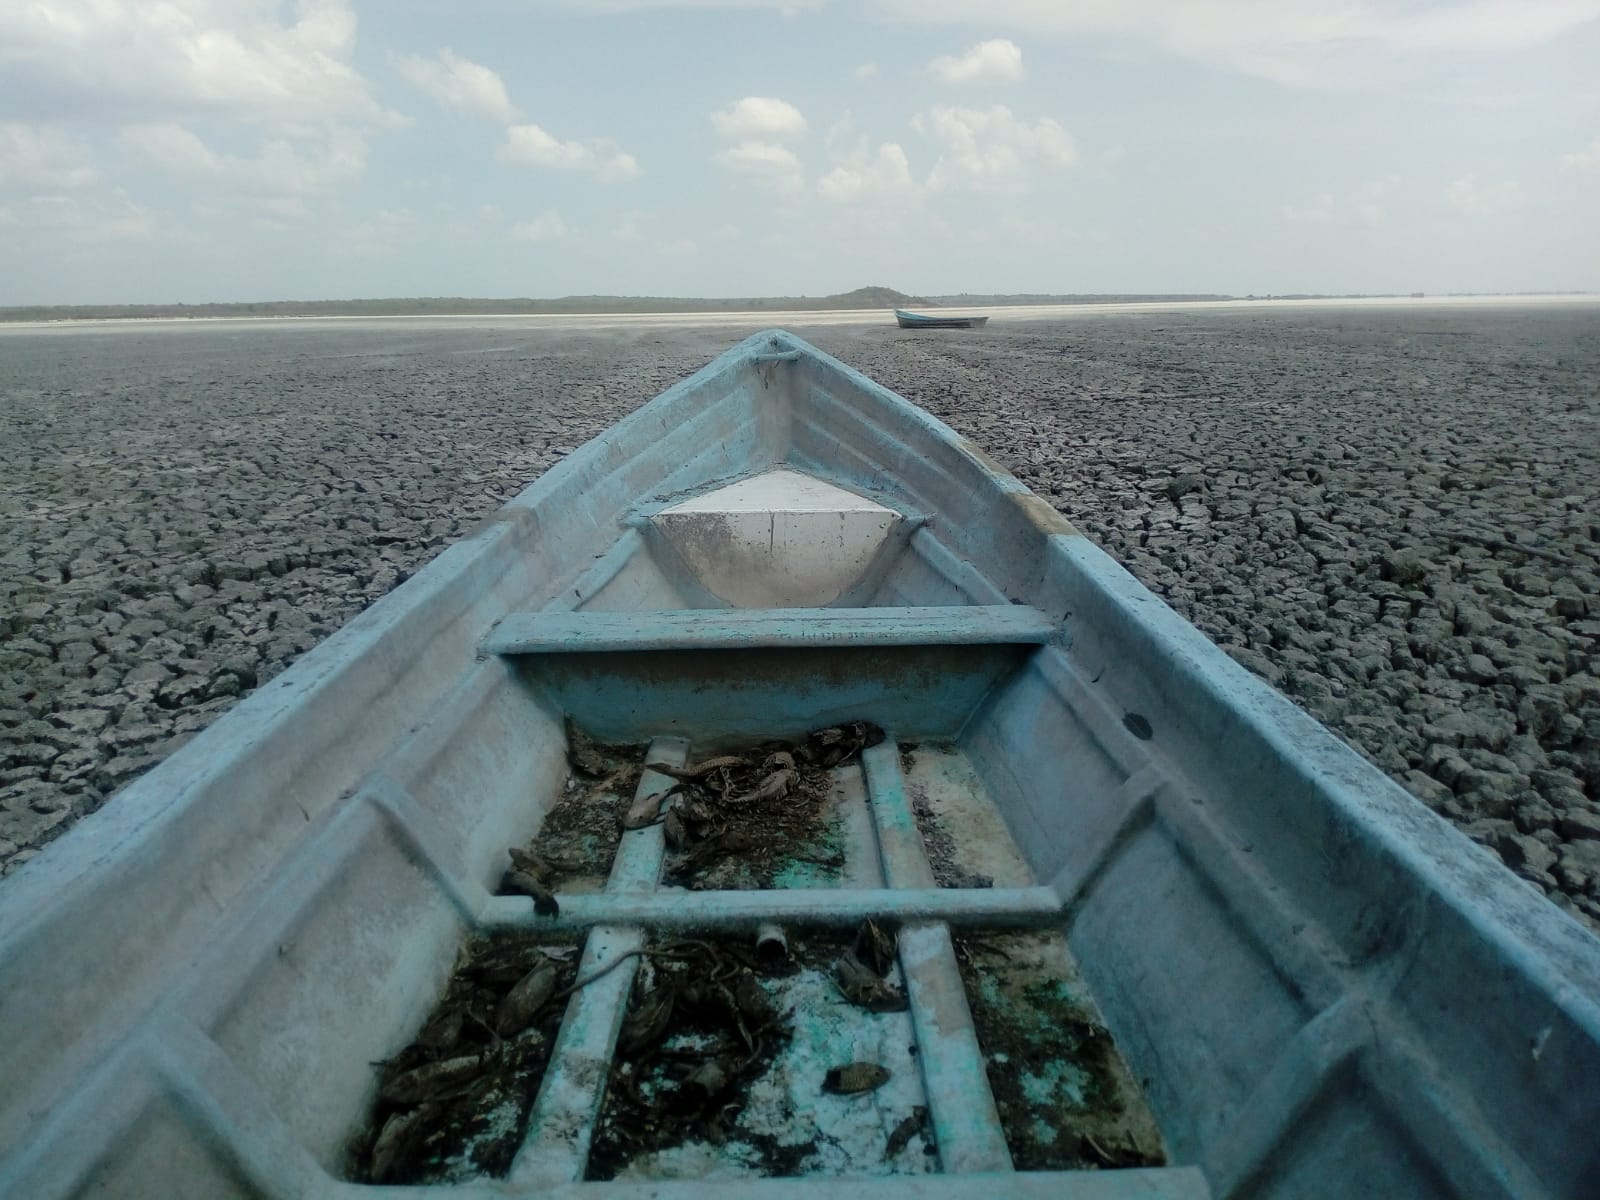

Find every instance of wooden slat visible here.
[484,604,1055,655]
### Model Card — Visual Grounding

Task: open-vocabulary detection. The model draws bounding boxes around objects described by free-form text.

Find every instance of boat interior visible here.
[2,331,1596,1200]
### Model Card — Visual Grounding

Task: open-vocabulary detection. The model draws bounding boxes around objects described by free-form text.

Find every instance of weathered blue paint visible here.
[862,739,1012,1174]
[514,642,1032,745]
[893,309,991,330]
[481,885,1064,934]
[485,604,1055,655]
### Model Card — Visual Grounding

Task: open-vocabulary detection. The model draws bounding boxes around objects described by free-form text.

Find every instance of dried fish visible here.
[886,1107,928,1158]
[414,1007,463,1052]
[834,950,909,1013]
[494,963,558,1037]
[822,1062,891,1095]
[622,789,669,831]
[368,1103,434,1183]
[500,867,559,916]
[379,1053,488,1106]
[564,717,611,777]
[662,808,689,850]
[805,721,886,767]
[726,766,797,806]
[732,971,776,1028]
[620,987,676,1053]
[645,755,748,781]
[506,847,553,882]
[684,1059,733,1100]
[854,919,897,976]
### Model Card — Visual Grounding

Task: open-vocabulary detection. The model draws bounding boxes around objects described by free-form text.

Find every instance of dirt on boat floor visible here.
[955,933,1166,1171]
[2,306,1598,930]
[346,932,583,1185]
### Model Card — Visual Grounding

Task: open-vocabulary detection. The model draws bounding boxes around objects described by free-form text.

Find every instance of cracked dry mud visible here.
[2,307,1597,932]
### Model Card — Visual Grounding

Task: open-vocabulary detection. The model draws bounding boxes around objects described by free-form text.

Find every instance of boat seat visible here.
[482,604,1055,655]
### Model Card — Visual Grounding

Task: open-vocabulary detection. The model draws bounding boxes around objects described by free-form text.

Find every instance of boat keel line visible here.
[508,738,688,1187]
[861,738,1014,1173]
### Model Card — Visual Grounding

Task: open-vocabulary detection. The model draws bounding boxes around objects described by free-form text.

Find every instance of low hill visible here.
[0,286,933,322]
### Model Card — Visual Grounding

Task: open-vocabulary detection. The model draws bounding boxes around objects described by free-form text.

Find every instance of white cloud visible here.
[1446,173,1524,214]
[914,104,1075,191]
[8,192,156,243]
[393,49,517,123]
[511,209,568,242]
[929,38,1026,84]
[710,97,808,140]
[713,140,805,190]
[657,237,697,256]
[499,123,640,181]
[122,122,365,199]
[872,0,1600,88]
[0,0,395,128]
[1281,192,1337,224]
[1281,180,1390,225]
[854,62,879,79]
[818,140,917,201]
[1562,136,1600,170]
[611,220,642,240]
[0,123,98,191]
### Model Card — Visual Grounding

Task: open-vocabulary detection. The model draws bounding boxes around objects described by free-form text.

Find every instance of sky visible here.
[1,0,1598,304]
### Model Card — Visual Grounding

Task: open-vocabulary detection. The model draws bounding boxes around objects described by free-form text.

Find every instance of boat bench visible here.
[482,604,1056,655]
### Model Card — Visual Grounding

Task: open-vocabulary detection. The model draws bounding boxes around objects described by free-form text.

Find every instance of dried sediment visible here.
[2,309,1597,932]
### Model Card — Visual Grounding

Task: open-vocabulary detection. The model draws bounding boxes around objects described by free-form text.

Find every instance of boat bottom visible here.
[344,728,1166,1186]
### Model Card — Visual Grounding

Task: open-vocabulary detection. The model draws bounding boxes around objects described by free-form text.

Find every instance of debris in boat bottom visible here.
[348,933,582,1185]
[903,781,995,890]
[588,931,931,1181]
[833,946,908,1013]
[500,865,560,916]
[565,717,614,778]
[504,725,644,894]
[647,723,881,890]
[954,933,1166,1171]
[822,1062,891,1095]
[885,1107,930,1159]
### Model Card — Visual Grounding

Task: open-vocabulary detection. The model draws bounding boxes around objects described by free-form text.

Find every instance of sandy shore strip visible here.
[1,301,1597,929]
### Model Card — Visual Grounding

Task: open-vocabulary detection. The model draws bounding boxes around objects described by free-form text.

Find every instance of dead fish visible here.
[501,867,560,917]
[680,798,718,827]
[761,750,796,773]
[732,971,776,1028]
[622,789,669,830]
[620,987,675,1053]
[683,1059,733,1100]
[494,963,558,1037]
[822,1062,891,1095]
[834,950,909,1013]
[886,1107,928,1158]
[646,755,747,781]
[662,808,689,850]
[807,721,885,767]
[368,1103,433,1184]
[1122,712,1153,740]
[855,919,897,976]
[726,766,797,806]
[506,847,553,882]
[379,1053,487,1106]
[414,1007,463,1052]
[564,718,611,777]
